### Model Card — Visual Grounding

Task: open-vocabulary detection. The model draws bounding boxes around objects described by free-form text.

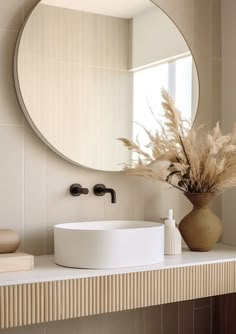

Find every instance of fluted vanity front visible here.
[0,245,236,329]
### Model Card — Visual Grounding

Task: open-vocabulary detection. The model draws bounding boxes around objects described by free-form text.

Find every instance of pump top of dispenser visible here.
[165,209,175,227]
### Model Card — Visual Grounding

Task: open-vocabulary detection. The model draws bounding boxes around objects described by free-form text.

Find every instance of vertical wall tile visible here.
[0,0,221,333]
[221,0,236,132]
[134,308,145,334]
[194,297,211,309]
[212,0,221,59]
[0,125,24,249]
[153,0,194,49]
[24,124,46,255]
[99,310,137,334]
[0,29,18,85]
[45,149,105,254]
[0,82,24,125]
[0,5,24,125]
[104,173,144,221]
[194,307,211,334]
[212,296,223,334]
[45,318,82,334]
[210,59,221,125]
[23,324,45,334]
[70,167,105,222]
[163,303,178,334]
[210,59,222,225]
[0,0,24,31]
[45,150,83,254]
[23,0,40,19]
[179,301,194,334]
[212,294,236,334]
[45,318,76,334]
[0,328,23,334]
[222,0,236,246]
[143,179,191,224]
[0,27,24,126]
[144,306,162,334]
[0,29,24,125]
[192,0,212,126]
[45,310,142,334]
[223,189,236,245]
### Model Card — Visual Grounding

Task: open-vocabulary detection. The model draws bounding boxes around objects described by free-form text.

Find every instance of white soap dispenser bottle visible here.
[164,209,182,255]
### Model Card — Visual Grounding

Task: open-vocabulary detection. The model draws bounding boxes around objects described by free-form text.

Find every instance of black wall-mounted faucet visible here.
[70,184,89,196]
[93,184,116,203]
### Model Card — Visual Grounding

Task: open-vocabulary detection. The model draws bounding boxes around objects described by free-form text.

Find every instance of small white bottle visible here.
[164,209,182,255]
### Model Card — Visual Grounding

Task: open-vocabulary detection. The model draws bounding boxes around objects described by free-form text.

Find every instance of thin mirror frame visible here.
[13,0,200,172]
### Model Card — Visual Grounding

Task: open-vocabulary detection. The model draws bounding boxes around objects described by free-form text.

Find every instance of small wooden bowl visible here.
[0,229,20,253]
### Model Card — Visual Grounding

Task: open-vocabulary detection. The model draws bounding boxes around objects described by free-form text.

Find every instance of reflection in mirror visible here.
[14,0,199,172]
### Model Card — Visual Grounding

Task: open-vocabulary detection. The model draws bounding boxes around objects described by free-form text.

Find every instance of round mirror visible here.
[14,0,199,171]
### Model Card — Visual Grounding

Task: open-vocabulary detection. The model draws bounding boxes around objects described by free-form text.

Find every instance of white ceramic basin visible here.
[54,221,164,269]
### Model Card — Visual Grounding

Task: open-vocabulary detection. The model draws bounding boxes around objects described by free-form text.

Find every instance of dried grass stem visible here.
[119,89,236,195]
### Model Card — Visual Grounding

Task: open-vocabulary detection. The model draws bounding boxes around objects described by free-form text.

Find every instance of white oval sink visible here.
[54,221,164,269]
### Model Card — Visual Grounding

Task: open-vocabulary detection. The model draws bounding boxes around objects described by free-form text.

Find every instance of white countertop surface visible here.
[0,244,236,287]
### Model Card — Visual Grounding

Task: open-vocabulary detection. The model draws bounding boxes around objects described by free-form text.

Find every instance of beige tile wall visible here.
[221,0,236,246]
[212,293,236,333]
[0,0,220,333]
[148,0,222,222]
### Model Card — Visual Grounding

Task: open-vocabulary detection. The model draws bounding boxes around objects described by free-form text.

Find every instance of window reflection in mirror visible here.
[132,55,197,148]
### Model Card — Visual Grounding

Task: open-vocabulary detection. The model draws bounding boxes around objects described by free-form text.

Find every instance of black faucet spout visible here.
[106,188,116,203]
[93,184,116,204]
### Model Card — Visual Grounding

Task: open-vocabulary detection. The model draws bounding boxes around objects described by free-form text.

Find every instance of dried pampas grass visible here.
[119,89,236,195]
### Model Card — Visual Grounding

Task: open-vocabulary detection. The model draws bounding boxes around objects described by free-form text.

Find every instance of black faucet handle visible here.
[70,184,89,196]
[93,184,106,196]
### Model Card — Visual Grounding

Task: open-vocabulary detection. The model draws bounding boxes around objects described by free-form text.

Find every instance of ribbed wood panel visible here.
[0,262,235,329]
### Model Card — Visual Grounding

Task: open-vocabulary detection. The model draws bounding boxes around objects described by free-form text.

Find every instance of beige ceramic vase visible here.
[179,193,223,252]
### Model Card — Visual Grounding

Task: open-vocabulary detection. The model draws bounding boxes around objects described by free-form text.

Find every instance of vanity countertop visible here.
[0,243,236,286]
[1,243,236,329]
